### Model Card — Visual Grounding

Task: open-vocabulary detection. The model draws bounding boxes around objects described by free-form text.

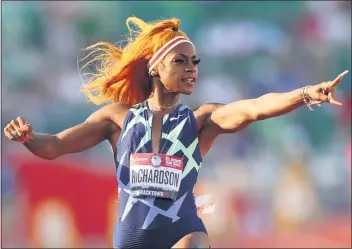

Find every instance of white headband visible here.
[148,36,195,73]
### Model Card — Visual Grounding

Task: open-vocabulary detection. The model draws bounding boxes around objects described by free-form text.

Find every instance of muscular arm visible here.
[195,89,305,157]
[24,103,129,160]
[210,88,305,133]
[195,71,347,157]
[202,71,347,136]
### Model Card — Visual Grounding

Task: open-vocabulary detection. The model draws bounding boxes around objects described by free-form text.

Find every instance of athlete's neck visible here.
[147,81,180,113]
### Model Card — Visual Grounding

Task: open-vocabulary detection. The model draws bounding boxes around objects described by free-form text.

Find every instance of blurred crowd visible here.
[2,1,351,247]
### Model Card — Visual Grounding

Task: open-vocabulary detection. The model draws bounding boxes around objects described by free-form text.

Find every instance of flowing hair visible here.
[80,16,189,106]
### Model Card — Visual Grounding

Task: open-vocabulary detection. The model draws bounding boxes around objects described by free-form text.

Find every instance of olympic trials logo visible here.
[150,154,162,168]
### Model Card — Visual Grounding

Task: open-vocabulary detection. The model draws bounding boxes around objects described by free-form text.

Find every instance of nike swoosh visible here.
[170,115,186,121]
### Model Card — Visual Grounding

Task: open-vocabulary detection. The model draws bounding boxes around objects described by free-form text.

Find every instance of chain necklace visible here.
[148,100,179,112]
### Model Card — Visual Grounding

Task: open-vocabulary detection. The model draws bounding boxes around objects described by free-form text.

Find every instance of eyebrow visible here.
[173,53,198,59]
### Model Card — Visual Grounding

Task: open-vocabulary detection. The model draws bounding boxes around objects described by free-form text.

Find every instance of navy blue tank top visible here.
[114,101,203,230]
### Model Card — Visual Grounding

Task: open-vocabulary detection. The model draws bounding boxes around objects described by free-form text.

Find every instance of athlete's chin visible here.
[180,84,195,95]
[180,88,194,95]
[182,90,193,95]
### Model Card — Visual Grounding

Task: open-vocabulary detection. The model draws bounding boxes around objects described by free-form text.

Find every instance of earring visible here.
[150,69,158,77]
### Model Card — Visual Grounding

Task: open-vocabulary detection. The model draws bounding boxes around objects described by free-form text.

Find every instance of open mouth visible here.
[182,77,196,85]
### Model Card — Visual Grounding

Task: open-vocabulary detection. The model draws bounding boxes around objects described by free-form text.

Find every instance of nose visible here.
[185,60,197,73]
[185,67,196,73]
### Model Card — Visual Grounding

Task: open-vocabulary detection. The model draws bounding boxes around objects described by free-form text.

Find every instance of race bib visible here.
[130,153,184,201]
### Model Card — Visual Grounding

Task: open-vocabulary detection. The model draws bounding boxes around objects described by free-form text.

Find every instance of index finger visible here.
[331,70,349,87]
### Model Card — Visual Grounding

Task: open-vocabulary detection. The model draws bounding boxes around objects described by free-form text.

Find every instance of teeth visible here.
[184,78,194,83]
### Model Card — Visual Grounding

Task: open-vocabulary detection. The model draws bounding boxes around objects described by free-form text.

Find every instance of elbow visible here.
[250,99,268,121]
[247,100,261,121]
[38,151,59,160]
[44,135,63,160]
[255,112,267,121]
[248,111,260,122]
[41,154,58,160]
[39,142,61,160]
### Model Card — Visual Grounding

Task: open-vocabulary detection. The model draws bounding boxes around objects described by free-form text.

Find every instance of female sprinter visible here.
[3,17,348,249]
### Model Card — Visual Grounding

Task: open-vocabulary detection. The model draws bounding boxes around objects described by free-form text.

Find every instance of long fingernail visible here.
[341,70,349,76]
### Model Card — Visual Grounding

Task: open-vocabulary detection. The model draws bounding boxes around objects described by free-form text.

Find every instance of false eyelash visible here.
[193,58,201,65]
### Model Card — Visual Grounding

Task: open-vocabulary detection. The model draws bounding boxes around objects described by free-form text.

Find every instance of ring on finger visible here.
[11,130,19,137]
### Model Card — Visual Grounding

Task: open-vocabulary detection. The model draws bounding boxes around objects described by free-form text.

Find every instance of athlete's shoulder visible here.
[99,102,133,128]
[108,102,133,111]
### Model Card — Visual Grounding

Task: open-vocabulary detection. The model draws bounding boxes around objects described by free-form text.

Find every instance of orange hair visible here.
[80,16,189,106]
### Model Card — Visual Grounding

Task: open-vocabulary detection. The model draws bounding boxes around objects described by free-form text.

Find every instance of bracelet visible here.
[302,85,314,111]
[19,136,30,144]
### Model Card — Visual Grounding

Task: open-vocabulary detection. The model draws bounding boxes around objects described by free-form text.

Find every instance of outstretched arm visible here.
[4,103,129,160]
[196,71,348,156]
[24,117,115,160]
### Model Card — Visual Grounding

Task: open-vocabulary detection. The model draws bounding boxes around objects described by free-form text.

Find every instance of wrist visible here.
[301,85,314,111]
[21,132,35,145]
